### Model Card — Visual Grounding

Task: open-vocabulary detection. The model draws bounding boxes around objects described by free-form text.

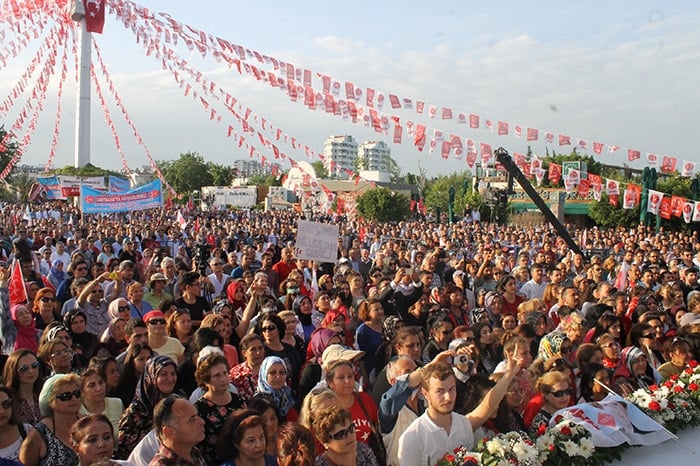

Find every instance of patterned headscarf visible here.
[537,331,567,361]
[382,316,403,342]
[256,356,294,416]
[469,308,488,327]
[132,355,177,412]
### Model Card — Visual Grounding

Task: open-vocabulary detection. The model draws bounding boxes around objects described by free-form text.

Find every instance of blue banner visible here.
[36,176,63,199]
[109,176,131,192]
[80,179,163,213]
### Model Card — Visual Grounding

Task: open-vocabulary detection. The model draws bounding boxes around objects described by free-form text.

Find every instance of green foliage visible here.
[208,162,234,187]
[424,171,473,215]
[588,193,640,228]
[246,173,280,187]
[355,187,411,222]
[0,125,21,178]
[311,161,328,179]
[1,172,35,202]
[52,163,123,177]
[657,176,691,197]
[157,152,213,194]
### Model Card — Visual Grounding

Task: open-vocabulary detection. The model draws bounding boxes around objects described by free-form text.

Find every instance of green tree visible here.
[2,172,35,202]
[208,162,233,186]
[158,152,213,194]
[52,163,122,177]
[424,171,473,215]
[0,124,21,178]
[588,193,640,228]
[247,173,280,187]
[311,161,328,179]
[356,187,411,222]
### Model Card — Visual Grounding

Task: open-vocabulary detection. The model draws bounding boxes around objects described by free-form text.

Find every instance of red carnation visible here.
[690,383,699,391]
[664,381,674,388]
[671,374,679,381]
[454,447,461,453]
[538,423,547,436]
[549,444,555,451]
[689,360,698,368]
[445,454,455,462]
[649,384,659,391]
[649,401,662,411]
[685,368,694,375]
[561,426,572,436]
[674,385,683,393]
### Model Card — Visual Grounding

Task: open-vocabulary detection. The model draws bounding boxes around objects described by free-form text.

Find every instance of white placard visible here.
[294,220,339,263]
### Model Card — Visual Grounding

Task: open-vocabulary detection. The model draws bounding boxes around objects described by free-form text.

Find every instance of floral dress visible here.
[34,422,78,466]
[194,393,244,465]
[229,362,258,403]
[314,442,378,466]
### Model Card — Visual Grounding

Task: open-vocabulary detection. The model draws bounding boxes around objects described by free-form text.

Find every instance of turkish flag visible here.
[83,0,105,34]
[9,260,28,306]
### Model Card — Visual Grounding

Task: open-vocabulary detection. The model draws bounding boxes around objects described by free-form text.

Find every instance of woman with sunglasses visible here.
[312,405,377,466]
[19,373,82,466]
[255,356,297,422]
[2,350,42,425]
[0,385,33,462]
[116,355,178,459]
[146,310,185,363]
[254,314,302,386]
[528,370,572,437]
[32,288,61,331]
[38,339,75,376]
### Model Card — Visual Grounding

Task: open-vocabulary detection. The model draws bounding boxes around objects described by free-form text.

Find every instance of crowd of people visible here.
[1,201,700,465]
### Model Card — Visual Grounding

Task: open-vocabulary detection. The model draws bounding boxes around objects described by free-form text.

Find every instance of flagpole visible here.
[71,1,92,168]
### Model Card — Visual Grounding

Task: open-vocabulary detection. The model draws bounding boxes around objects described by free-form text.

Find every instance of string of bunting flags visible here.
[109,0,695,177]
[517,154,700,223]
[0,23,62,181]
[44,26,69,172]
[92,38,176,195]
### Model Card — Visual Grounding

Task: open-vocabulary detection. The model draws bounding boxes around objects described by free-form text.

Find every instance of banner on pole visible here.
[80,179,163,213]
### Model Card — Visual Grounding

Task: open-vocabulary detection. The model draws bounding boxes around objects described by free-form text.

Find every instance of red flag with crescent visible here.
[83,0,106,34]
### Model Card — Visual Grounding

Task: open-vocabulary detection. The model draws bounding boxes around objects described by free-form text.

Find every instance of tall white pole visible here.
[74,17,91,167]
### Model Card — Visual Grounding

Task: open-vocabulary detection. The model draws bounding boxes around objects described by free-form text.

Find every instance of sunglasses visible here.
[40,297,56,303]
[75,267,88,272]
[548,388,573,398]
[118,306,130,312]
[641,333,656,339]
[328,423,356,441]
[91,289,104,294]
[18,361,40,373]
[56,389,81,402]
[148,319,166,326]
[51,349,74,358]
[211,262,223,266]
[0,399,12,409]
[261,326,277,332]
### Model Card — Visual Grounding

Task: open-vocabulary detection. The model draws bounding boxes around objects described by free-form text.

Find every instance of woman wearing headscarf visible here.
[116,355,178,459]
[373,315,404,377]
[298,328,343,404]
[611,346,661,396]
[63,309,98,365]
[484,291,504,326]
[256,356,297,421]
[98,317,128,356]
[47,260,67,290]
[293,294,316,343]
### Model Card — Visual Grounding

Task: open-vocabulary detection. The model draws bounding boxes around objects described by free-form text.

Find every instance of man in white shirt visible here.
[50,241,71,266]
[397,348,520,466]
[519,263,547,300]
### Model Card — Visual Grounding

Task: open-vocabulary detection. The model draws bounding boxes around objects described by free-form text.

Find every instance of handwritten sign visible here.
[294,220,339,263]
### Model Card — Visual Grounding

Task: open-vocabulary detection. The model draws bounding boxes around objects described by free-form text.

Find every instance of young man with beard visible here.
[397,348,521,466]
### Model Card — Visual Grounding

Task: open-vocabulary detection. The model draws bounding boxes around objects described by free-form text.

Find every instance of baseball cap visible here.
[448,338,471,352]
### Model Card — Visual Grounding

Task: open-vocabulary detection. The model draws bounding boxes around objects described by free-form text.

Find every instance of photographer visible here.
[175,272,212,328]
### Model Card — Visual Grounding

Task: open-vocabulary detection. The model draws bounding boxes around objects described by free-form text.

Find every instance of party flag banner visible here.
[80,179,163,214]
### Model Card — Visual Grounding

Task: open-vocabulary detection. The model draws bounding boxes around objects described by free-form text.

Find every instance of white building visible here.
[323,135,358,179]
[358,140,391,172]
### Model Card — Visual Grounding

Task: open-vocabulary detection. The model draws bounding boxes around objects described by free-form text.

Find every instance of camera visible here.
[454,355,474,371]
[193,241,211,274]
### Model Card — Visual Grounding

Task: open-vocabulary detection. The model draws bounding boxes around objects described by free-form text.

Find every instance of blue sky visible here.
[3,0,700,177]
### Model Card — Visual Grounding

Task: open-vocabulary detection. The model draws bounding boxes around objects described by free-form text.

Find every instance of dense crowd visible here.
[1,201,700,466]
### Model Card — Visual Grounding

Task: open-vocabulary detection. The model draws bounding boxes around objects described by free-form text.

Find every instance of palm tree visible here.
[3,172,37,202]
